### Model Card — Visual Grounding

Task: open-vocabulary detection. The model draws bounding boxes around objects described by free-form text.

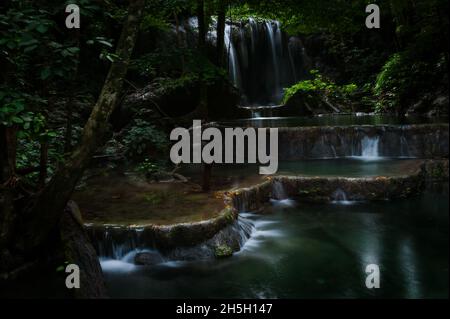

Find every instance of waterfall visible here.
[361,136,380,159]
[222,19,301,106]
[224,24,241,89]
[248,18,257,55]
[251,110,261,118]
[239,24,248,68]
[272,180,288,200]
[400,134,411,158]
[265,21,281,102]
[86,225,147,260]
[87,217,257,268]
[331,189,355,205]
[235,213,255,247]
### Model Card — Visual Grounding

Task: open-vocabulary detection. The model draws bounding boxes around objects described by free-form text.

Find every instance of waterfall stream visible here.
[87,216,256,269]
[360,136,380,159]
[223,19,305,106]
[224,24,241,89]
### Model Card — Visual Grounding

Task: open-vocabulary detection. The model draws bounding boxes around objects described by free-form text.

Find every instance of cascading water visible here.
[400,134,411,158]
[86,225,147,260]
[270,180,295,207]
[224,23,241,89]
[223,19,306,106]
[264,21,281,102]
[331,189,355,205]
[86,217,256,270]
[272,180,287,200]
[360,136,380,159]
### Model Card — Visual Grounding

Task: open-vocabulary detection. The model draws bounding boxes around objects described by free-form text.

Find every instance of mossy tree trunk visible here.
[16,0,146,252]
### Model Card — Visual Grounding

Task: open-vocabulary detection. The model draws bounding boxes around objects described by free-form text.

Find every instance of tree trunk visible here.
[0,127,16,254]
[197,0,206,50]
[173,11,185,73]
[216,0,226,67]
[17,0,145,252]
[196,0,208,118]
[59,201,108,298]
[4,127,17,179]
[64,100,73,153]
[38,141,48,187]
[64,29,81,154]
[0,126,10,183]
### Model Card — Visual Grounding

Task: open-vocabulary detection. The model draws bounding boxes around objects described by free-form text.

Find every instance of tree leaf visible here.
[98,40,113,48]
[40,67,51,80]
[36,24,48,33]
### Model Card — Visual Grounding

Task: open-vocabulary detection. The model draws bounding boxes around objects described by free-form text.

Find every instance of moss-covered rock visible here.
[214,245,233,258]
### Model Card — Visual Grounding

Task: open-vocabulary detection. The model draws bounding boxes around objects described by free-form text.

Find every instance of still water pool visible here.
[220,114,449,128]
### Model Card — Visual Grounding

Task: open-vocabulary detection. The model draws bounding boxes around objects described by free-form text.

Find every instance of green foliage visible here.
[283,70,357,105]
[226,3,269,21]
[16,128,65,180]
[123,120,168,158]
[238,0,368,35]
[373,49,445,113]
[137,159,162,176]
[0,5,79,83]
[215,244,233,258]
[374,53,407,112]
[131,47,226,82]
[141,15,170,32]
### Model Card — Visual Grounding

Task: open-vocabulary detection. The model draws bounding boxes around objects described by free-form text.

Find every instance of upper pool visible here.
[219,114,448,128]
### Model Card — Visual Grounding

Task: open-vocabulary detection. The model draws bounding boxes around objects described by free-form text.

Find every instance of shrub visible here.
[283,70,357,110]
[123,119,168,158]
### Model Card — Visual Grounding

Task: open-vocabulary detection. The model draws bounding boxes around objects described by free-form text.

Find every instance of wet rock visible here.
[406,91,449,117]
[86,206,238,253]
[151,206,237,249]
[275,173,425,202]
[277,124,449,160]
[225,165,433,209]
[421,159,449,181]
[128,217,245,265]
[134,251,164,266]
[227,180,272,212]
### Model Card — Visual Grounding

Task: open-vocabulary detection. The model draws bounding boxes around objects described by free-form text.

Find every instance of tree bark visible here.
[17,0,145,252]
[216,0,226,67]
[64,101,73,153]
[173,11,185,73]
[0,126,10,183]
[59,201,108,298]
[0,126,17,251]
[4,127,17,179]
[196,0,208,118]
[38,141,48,187]
[197,0,206,50]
